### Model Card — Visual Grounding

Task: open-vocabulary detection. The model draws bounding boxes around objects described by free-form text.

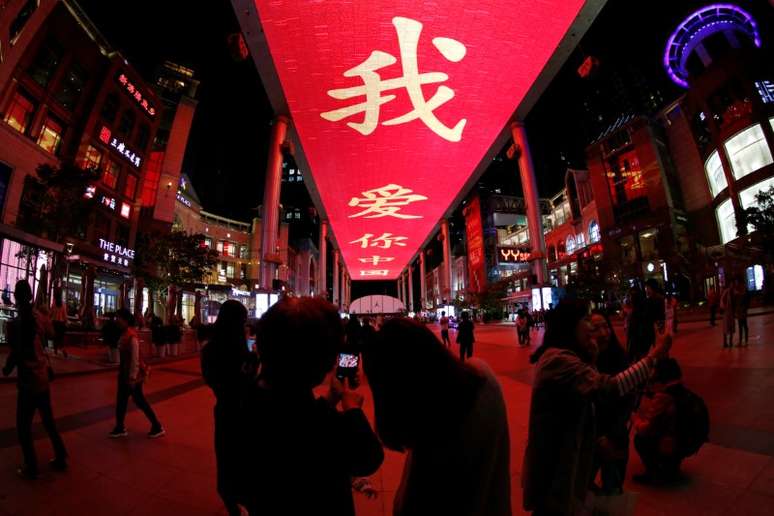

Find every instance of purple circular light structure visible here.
[664,4,761,88]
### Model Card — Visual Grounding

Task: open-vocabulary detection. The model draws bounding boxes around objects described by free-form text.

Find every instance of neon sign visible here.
[498,247,531,264]
[116,72,157,117]
[250,0,586,279]
[176,192,192,207]
[98,238,135,267]
[755,80,774,104]
[99,126,141,168]
[100,195,116,211]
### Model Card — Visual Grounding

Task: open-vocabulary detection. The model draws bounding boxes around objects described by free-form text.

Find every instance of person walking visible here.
[720,281,737,348]
[456,311,475,361]
[109,309,165,439]
[439,311,451,347]
[707,286,719,327]
[2,280,67,479]
[201,300,255,515]
[735,281,750,347]
[49,286,68,358]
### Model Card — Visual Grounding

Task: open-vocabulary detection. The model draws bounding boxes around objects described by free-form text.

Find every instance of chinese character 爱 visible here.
[320,17,467,142]
[348,184,427,219]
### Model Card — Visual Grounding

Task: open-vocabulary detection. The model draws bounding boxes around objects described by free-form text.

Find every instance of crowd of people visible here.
[2,275,712,515]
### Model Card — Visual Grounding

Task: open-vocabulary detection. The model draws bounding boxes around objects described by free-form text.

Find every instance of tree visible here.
[744,184,774,257]
[133,230,219,301]
[20,162,100,242]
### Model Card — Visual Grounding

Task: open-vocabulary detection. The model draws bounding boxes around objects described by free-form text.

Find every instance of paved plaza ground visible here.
[1,314,773,515]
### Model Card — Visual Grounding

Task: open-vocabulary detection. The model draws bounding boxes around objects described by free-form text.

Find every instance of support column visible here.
[397,277,403,306]
[408,264,414,312]
[260,116,289,289]
[511,121,547,285]
[440,220,453,303]
[332,250,340,307]
[319,221,328,298]
[419,251,427,311]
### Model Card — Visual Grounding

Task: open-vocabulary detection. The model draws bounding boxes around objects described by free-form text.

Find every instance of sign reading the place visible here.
[99,126,142,168]
[116,72,157,117]
[251,0,586,279]
[98,238,135,267]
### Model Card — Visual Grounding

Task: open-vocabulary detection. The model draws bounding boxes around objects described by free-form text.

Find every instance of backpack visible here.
[666,384,709,457]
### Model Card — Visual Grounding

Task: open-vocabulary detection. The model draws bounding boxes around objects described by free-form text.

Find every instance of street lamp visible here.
[64,242,74,311]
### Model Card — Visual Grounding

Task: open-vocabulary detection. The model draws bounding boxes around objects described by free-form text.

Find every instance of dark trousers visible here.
[115,379,160,429]
[459,341,473,361]
[17,390,67,473]
[441,329,450,347]
[738,318,748,344]
[709,305,717,326]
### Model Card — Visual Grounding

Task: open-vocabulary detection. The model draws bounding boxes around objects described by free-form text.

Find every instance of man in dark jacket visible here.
[242,297,383,516]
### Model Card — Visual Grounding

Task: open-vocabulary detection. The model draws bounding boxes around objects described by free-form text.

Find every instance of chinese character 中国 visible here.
[320,17,467,142]
[348,184,427,219]
[360,270,389,277]
[358,256,395,266]
[349,233,408,249]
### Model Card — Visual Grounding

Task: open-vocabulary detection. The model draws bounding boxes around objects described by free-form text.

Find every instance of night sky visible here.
[78,0,773,220]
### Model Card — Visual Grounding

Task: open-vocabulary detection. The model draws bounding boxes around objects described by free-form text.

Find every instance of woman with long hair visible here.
[523,299,671,515]
[2,280,67,479]
[201,300,253,515]
[364,318,510,515]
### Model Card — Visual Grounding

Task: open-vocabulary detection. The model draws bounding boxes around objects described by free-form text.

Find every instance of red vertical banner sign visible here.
[464,196,485,294]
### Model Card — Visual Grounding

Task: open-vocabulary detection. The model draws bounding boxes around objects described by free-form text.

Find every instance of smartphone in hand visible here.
[336,353,360,386]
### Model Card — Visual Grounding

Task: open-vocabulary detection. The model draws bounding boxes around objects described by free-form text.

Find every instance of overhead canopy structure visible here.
[233,0,606,280]
[349,295,405,315]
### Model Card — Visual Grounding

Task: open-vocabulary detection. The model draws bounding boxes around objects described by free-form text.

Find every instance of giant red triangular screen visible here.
[253,0,586,280]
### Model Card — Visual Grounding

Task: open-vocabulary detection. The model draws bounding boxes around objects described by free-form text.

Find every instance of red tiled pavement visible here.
[0,314,773,515]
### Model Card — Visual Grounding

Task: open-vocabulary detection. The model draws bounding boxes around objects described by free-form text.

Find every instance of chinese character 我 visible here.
[320,17,467,142]
[349,233,408,249]
[348,184,427,219]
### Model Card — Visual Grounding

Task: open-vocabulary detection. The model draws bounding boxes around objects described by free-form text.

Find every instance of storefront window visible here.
[239,245,249,259]
[588,220,601,243]
[81,145,102,171]
[101,93,119,122]
[716,198,736,244]
[93,278,120,317]
[9,0,40,44]
[566,235,576,254]
[117,109,135,137]
[3,90,36,134]
[54,62,88,111]
[102,160,119,189]
[740,177,774,209]
[704,150,727,197]
[26,38,61,87]
[620,235,637,264]
[639,229,658,261]
[124,173,137,199]
[36,116,63,154]
[724,124,773,180]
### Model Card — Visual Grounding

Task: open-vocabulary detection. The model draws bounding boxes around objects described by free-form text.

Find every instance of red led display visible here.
[253,0,585,279]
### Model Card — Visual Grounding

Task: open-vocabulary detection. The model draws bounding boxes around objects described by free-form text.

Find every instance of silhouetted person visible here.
[344,315,363,355]
[364,318,511,515]
[626,288,655,361]
[201,300,254,515]
[589,310,633,494]
[109,309,164,439]
[241,297,383,515]
[735,281,750,347]
[2,280,67,479]
[439,311,451,347]
[720,280,738,348]
[707,286,719,326]
[50,286,68,358]
[523,299,671,515]
[456,311,475,361]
